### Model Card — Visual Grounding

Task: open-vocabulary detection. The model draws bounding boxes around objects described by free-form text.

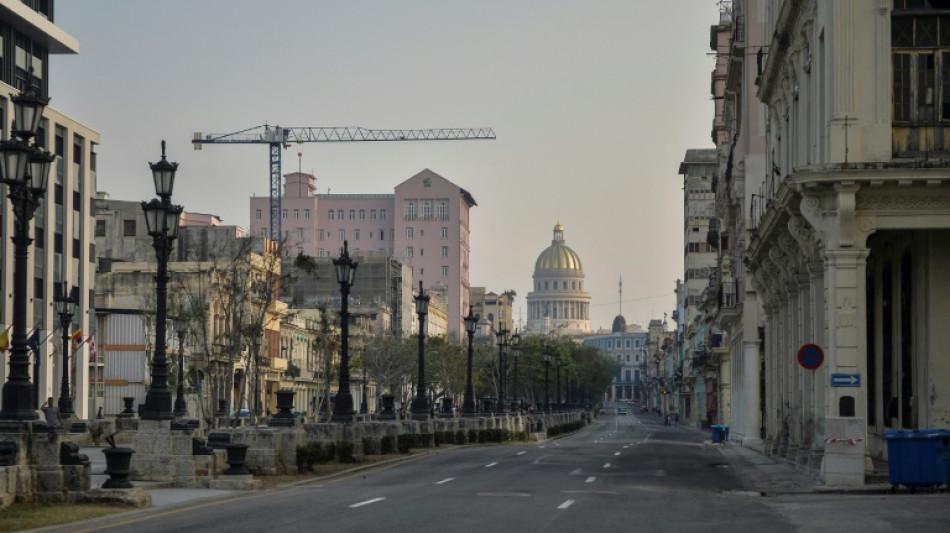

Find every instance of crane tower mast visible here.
[192,124,495,241]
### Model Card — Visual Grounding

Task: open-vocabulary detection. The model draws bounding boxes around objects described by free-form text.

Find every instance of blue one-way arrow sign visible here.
[831,373,861,387]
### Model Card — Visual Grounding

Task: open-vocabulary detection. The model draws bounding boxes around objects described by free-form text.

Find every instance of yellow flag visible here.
[0,326,10,352]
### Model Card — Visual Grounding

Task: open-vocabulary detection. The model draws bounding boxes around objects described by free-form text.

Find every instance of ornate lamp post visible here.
[360,356,369,415]
[140,141,183,420]
[555,354,562,410]
[410,281,430,419]
[174,320,187,417]
[332,241,358,422]
[462,306,477,416]
[542,347,551,413]
[0,86,55,420]
[53,282,77,417]
[494,328,508,413]
[510,332,520,411]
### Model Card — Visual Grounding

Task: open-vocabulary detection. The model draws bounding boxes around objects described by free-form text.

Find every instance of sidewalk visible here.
[82,447,241,508]
[672,425,891,495]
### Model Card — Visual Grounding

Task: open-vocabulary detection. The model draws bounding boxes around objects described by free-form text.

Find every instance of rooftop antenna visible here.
[618,274,623,317]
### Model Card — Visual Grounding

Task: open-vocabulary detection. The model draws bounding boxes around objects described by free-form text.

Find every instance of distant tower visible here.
[612,274,627,333]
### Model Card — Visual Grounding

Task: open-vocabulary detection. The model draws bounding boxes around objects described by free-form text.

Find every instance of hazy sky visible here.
[52,1,719,332]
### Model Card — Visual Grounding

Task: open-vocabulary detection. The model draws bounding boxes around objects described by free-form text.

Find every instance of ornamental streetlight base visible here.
[0,380,39,421]
[58,396,75,418]
[141,392,174,421]
[410,396,430,420]
[332,392,355,423]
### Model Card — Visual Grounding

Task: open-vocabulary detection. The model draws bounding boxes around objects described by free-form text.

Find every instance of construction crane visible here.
[192,124,496,241]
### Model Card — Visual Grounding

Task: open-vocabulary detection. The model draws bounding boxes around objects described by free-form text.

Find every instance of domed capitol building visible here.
[526,223,591,333]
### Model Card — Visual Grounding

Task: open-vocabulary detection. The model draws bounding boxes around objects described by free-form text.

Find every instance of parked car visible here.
[617,407,628,415]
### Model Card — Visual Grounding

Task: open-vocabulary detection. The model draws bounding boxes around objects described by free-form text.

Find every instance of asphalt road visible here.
[44,405,950,533]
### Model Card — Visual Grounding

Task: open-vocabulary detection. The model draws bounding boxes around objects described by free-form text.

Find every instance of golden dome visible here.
[534,223,583,272]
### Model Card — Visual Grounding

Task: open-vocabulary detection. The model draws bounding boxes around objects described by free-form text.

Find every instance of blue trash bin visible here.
[883,429,950,489]
[711,425,729,443]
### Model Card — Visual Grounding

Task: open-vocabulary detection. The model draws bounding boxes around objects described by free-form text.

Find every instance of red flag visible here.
[71,328,83,344]
[87,334,97,362]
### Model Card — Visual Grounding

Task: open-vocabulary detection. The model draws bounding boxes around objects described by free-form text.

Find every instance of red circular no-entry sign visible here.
[797,344,824,370]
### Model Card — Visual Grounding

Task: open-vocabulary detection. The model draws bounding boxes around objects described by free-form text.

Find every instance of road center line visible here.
[603,462,611,469]
[558,499,576,509]
[435,478,454,485]
[485,461,498,468]
[516,451,527,456]
[585,476,596,483]
[350,497,385,508]
[614,452,621,456]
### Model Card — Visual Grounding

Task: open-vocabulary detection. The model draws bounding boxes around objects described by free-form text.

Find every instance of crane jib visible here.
[191,125,495,241]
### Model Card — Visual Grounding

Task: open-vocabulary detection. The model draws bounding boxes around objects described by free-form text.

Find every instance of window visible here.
[371,209,377,220]
[381,209,387,220]
[421,200,432,219]
[256,209,262,220]
[318,230,324,241]
[282,209,287,219]
[420,248,424,256]
[437,200,448,219]
[349,209,355,220]
[297,228,304,239]
[318,249,325,257]
[95,220,106,237]
[304,209,310,219]
[339,229,345,241]
[380,231,385,241]
[368,230,373,240]
[441,246,449,257]
[328,210,335,220]
[407,246,413,257]
[404,200,417,220]
[261,228,267,238]
[441,266,448,277]
[355,229,360,241]
[293,209,299,219]
[123,220,135,236]
[297,247,303,255]
[892,15,950,124]
[441,227,448,239]
[407,227,414,239]
[359,209,366,220]
[337,209,343,220]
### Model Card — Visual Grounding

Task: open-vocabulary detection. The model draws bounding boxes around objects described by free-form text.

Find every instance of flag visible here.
[87,334,97,362]
[71,328,83,345]
[0,325,10,352]
[27,329,41,357]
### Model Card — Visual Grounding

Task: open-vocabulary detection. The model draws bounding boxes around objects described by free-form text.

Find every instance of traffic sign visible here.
[831,373,861,387]
[797,344,824,370]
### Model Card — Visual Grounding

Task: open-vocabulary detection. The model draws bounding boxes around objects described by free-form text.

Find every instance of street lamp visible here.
[174,320,187,417]
[555,354,562,410]
[53,282,77,417]
[494,328,509,413]
[0,86,55,421]
[410,281,430,419]
[140,140,183,421]
[251,337,261,419]
[462,306,477,416]
[332,240,358,422]
[542,347,551,413]
[510,332,521,411]
[412,280,429,419]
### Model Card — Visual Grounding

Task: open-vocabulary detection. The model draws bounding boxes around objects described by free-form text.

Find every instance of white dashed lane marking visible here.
[435,478,454,485]
[350,498,385,508]
[558,500,576,509]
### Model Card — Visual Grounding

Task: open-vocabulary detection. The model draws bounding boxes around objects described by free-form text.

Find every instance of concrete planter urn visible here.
[102,447,135,489]
[118,397,136,418]
[224,443,250,476]
[378,394,396,420]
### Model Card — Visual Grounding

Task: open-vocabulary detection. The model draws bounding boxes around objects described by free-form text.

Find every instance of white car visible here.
[617,407,628,415]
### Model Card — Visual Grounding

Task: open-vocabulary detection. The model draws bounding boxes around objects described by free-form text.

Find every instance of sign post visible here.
[797,344,824,370]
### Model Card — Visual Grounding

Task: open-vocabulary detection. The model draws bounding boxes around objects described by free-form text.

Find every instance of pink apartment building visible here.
[249,169,475,337]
